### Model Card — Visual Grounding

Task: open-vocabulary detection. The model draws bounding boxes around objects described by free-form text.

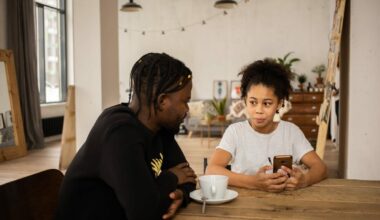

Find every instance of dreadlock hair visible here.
[129,53,192,117]
[238,58,292,102]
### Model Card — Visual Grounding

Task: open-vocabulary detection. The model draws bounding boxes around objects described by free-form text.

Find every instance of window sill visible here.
[40,102,66,119]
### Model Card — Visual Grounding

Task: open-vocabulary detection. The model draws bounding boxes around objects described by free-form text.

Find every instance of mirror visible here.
[0,49,27,162]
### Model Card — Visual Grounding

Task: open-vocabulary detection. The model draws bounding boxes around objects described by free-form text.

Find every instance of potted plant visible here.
[211,98,227,121]
[276,52,301,81]
[312,64,326,85]
[297,74,307,91]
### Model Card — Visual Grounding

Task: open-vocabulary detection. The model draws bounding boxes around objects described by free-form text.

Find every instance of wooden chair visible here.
[0,169,64,220]
[203,157,231,174]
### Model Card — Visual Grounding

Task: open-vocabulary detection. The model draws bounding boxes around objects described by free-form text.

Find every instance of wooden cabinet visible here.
[282,92,323,139]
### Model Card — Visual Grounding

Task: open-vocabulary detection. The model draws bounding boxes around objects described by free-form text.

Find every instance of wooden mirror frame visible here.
[0,49,27,161]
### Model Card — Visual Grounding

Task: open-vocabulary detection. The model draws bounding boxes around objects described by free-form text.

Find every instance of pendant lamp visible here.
[214,0,238,9]
[120,0,142,12]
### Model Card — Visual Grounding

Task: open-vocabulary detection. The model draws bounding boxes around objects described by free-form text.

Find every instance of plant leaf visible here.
[283,52,293,61]
[289,58,300,64]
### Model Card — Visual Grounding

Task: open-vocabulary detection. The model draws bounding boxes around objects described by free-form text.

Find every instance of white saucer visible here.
[190,189,238,205]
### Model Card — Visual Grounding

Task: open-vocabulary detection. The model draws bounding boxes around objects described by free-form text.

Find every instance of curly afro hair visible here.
[238,58,292,101]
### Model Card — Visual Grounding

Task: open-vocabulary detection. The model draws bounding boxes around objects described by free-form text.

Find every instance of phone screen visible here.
[272,155,293,173]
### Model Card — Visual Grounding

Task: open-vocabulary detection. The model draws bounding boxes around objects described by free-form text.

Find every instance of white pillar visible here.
[72,0,119,148]
[100,0,120,109]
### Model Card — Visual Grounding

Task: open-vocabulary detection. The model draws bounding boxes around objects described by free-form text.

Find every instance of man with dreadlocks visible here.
[56,53,196,220]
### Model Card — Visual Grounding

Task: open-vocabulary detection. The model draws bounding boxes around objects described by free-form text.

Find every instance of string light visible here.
[120,0,251,36]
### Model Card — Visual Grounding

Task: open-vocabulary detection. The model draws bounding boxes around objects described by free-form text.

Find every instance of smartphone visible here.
[272,155,293,173]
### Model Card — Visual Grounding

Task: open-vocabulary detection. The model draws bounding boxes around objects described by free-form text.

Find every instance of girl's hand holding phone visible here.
[254,165,289,193]
[280,166,308,190]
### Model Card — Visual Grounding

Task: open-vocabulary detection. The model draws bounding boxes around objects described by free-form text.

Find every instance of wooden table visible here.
[175,178,380,219]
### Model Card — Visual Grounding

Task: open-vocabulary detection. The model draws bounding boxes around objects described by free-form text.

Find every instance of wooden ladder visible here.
[316,0,346,159]
[59,85,76,170]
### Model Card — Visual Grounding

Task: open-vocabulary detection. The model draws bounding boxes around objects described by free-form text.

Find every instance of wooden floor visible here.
[0,136,339,185]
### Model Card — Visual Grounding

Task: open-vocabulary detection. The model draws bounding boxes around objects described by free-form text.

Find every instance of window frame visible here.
[35,0,67,104]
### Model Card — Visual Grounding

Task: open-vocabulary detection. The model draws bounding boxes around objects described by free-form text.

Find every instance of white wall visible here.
[73,0,119,148]
[346,0,380,180]
[118,0,331,100]
[0,0,7,49]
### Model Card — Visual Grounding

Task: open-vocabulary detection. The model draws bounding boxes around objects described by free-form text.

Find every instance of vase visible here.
[216,115,226,122]
[298,83,305,91]
[316,77,324,85]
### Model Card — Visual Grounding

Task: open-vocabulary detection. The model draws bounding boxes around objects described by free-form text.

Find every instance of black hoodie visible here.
[56,103,195,220]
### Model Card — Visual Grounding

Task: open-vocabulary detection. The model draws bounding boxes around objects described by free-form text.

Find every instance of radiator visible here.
[42,116,64,137]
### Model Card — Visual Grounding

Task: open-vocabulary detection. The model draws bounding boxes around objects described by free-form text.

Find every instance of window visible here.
[35,0,67,103]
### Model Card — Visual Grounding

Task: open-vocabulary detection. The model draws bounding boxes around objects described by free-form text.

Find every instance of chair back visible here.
[203,157,231,174]
[0,169,64,220]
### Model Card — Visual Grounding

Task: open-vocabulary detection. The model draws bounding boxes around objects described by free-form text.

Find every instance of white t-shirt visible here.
[217,120,313,175]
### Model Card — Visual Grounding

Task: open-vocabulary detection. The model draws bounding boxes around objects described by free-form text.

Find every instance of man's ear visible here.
[157,93,168,111]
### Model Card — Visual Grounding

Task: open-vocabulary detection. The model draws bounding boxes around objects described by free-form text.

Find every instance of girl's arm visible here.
[302,151,328,185]
[206,149,288,192]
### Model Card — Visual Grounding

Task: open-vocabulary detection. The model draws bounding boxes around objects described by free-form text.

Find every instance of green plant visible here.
[211,98,227,116]
[312,64,326,78]
[276,52,301,80]
[297,74,307,84]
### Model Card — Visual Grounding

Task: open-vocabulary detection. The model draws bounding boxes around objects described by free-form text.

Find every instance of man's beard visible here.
[165,114,186,135]
[166,124,180,135]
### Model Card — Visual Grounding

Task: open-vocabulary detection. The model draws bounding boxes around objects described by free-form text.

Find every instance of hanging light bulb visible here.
[120,0,142,12]
[214,0,238,9]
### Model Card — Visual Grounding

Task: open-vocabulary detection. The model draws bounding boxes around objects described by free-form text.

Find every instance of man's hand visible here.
[168,162,197,185]
[281,166,308,190]
[253,165,288,193]
[162,189,183,219]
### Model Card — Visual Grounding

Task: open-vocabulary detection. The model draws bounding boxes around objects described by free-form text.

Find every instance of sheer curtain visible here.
[7,0,44,149]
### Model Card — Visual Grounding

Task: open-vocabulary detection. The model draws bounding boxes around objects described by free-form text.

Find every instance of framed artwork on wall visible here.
[213,80,228,100]
[230,80,241,100]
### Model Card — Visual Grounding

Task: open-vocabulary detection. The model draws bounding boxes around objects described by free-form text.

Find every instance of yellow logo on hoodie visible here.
[151,153,163,177]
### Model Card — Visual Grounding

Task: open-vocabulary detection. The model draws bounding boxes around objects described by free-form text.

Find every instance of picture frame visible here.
[0,113,5,129]
[4,110,12,127]
[213,80,228,100]
[230,80,241,100]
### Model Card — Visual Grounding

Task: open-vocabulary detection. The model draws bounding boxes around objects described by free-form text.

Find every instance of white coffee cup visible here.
[199,175,228,200]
